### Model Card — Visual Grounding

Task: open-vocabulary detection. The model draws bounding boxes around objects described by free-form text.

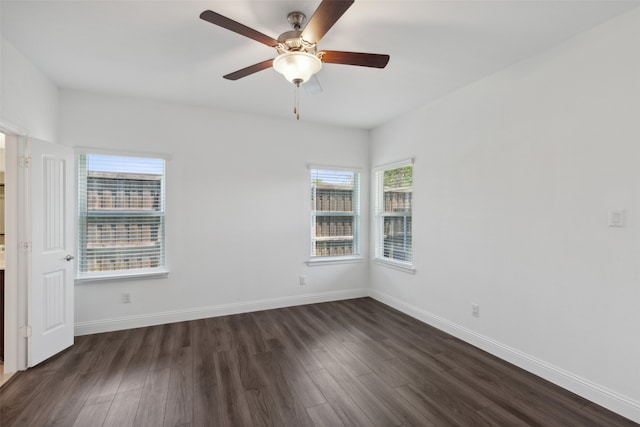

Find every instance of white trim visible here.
[307,163,363,172]
[372,258,415,274]
[74,146,172,161]
[74,288,368,336]
[0,121,28,137]
[1,131,24,372]
[373,157,414,172]
[75,269,169,284]
[368,289,640,424]
[306,256,363,266]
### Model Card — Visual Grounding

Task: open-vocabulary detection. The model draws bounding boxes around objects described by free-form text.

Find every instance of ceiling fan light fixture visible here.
[273,51,322,84]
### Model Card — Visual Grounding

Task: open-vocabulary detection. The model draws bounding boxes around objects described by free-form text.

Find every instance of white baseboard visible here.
[74,288,368,336]
[368,289,640,424]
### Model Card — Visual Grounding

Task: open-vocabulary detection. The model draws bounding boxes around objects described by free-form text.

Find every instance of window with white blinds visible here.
[77,153,166,280]
[374,159,413,266]
[310,168,360,258]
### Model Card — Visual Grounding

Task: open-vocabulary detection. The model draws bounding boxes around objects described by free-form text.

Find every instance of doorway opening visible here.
[1,131,9,385]
[0,128,27,385]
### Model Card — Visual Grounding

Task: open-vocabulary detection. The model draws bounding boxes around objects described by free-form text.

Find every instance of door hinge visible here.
[18,155,33,168]
[20,325,33,338]
[19,241,33,252]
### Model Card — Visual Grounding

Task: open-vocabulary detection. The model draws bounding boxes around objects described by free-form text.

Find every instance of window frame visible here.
[373,158,415,273]
[307,165,363,266]
[75,148,170,283]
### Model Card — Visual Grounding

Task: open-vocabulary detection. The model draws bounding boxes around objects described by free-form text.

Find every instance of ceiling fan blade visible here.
[301,0,354,43]
[200,10,279,47]
[223,59,274,80]
[319,50,390,68]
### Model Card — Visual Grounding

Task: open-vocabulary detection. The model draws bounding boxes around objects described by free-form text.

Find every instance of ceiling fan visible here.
[200,0,390,119]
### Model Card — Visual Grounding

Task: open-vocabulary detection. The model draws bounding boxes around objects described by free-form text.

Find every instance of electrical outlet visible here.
[472,304,480,318]
[299,276,307,286]
[122,293,132,303]
[608,209,625,227]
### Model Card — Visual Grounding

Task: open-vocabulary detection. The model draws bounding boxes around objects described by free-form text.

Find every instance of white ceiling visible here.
[1,1,638,129]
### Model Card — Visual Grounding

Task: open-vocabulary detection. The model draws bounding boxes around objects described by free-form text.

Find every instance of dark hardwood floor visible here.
[0,298,636,426]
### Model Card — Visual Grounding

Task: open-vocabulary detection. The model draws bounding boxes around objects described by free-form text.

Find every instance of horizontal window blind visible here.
[78,154,166,278]
[310,168,360,257]
[375,160,413,264]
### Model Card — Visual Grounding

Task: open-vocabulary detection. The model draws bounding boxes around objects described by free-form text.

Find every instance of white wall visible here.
[0,37,58,142]
[60,90,370,333]
[370,7,640,422]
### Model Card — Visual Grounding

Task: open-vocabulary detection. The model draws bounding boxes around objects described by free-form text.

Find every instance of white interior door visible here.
[29,139,75,367]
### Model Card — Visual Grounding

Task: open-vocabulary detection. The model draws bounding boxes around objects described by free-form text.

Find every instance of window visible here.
[310,167,360,260]
[374,159,413,269]
[77,153,167,280]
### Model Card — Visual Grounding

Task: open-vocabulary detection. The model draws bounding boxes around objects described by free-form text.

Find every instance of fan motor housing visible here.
[277,30,317,55]
[278,30,302,44]
[276,12,317,55]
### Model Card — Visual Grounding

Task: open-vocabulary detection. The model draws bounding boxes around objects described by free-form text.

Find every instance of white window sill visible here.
[306,256,363,266]
[75,269,169,284]
[373,258,416,274]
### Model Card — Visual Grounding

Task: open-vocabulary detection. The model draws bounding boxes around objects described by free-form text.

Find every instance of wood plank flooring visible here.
[0,298,636,426]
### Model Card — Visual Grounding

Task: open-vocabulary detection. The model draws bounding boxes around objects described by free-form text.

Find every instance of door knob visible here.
[65,254,75,261]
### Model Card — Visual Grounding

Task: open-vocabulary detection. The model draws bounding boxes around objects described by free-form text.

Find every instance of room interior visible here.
[1,0,639,424]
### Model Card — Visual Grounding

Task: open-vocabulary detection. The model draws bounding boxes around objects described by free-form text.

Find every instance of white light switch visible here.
[608,209,625,227]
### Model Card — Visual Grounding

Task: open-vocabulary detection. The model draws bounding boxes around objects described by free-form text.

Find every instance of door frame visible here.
[1,122,29,372]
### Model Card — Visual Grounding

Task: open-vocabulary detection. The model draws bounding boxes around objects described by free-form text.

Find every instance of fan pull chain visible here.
[293,78,302,120]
